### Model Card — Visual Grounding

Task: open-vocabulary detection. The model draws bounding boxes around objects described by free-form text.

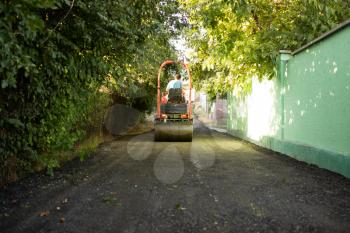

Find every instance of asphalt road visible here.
[1,120,350,233]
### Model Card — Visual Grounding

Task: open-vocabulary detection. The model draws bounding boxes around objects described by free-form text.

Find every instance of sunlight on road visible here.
[190,141,215,169]
[213,135,244,151]
[153,145,184,184]
[127,133,154,160]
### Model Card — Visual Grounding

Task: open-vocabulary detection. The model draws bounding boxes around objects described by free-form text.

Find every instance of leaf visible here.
[62,198,68,204]
[1,80,8,89]
[6,118,24,128]
[39,211,50,217]
[175,203,186,211]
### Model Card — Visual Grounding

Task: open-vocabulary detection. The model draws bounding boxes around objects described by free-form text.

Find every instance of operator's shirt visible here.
[166,79,182,90]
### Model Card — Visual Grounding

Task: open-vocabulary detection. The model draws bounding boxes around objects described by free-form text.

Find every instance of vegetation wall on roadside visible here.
[0,0,181,185]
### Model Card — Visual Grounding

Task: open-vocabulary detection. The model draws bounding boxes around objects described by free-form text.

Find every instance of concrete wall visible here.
[199,92,208,112]
[227,24,350,177]
[284,32,350,154]
[212,96,228,129]
[198,92,228,129]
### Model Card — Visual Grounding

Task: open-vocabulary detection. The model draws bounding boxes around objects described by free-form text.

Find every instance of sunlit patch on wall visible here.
[247,77,279,141]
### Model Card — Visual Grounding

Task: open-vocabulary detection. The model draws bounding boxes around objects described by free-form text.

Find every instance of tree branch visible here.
[40,0,75,46]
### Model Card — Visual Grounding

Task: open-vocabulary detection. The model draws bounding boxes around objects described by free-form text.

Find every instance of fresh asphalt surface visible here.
[1,120,350,233]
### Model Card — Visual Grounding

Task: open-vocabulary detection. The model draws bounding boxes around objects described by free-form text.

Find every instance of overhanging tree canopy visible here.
[180,0,350,97]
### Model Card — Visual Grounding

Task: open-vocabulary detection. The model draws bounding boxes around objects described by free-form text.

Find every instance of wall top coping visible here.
[292,19,350,56]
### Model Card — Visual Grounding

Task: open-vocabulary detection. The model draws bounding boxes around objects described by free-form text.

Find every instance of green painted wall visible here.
[227,25,350,177]
[227,93,248,134]
[284,28,350,154]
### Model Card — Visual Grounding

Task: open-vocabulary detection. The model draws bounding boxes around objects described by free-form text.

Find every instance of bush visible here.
[0,0,181,185]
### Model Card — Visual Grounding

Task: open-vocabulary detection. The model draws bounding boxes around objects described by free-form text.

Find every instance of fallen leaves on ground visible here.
[102,195,121,206]
[175,203,186,211]
[39,211,50,217]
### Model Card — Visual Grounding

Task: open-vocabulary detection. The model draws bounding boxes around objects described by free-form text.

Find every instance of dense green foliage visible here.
[0,0,181,176]
[181,0,350,97]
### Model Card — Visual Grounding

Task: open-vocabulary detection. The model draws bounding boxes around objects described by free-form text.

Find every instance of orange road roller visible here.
[154,60,193,141]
